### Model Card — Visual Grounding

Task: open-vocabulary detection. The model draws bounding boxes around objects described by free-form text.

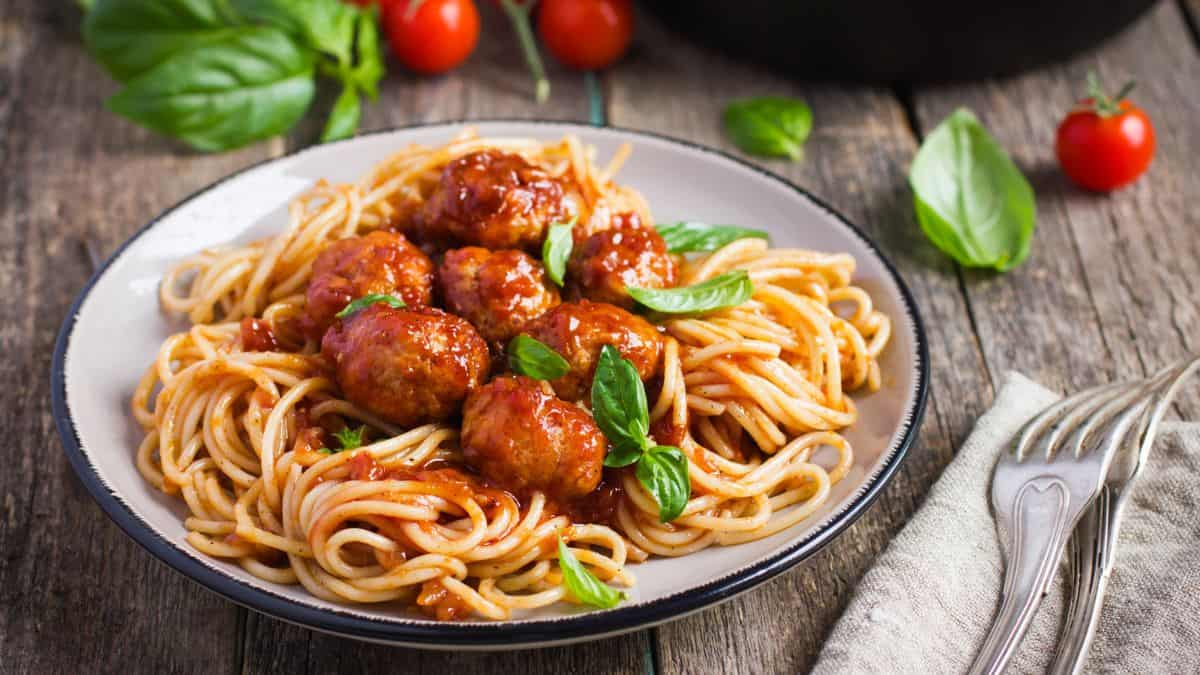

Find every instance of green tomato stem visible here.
[499,0,550,104]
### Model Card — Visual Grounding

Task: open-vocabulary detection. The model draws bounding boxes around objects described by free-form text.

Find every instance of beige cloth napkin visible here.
[812,372,1200,675]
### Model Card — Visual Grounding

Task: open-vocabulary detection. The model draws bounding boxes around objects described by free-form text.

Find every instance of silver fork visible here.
[1049,355,1200,675]
[968,375,1166,675]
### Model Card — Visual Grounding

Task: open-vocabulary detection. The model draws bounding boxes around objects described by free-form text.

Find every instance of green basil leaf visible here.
[332,425,366,451]
[230,0,358,66]
[722,96,812,160]
[656,221,769,254]
[602,444,643,469]
[541,218,576,287]
[336,293,405,319]
[628,270,752,315]
[83,0,244,82]
[507,335,571,381]
[349,7,384,100]
[635,445,691,523]
[556,537,625,609]
[320,82,361,143]
[591,345,650,461]
[908,108,1036,272]
[105,27,316,152]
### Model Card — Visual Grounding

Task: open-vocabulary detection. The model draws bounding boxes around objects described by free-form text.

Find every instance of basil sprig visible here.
[336,293,405,319]
[557,537,625,609]
[541,217,576,287]
[909,108,1036,272]
[722,96,813,161]
[507,335,570,381]
[628,271,753,315]
[318,424,366,454]
[82,0,385,151]
[656,222,769,254]
[590,346,691,522]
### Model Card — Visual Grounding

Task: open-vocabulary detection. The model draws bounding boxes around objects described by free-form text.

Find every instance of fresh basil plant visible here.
[909,108,1036,272]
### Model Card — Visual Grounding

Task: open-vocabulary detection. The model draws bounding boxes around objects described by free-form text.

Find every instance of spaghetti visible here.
[134,130,890,620]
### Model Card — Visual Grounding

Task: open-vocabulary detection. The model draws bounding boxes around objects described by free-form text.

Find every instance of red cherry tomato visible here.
[537,0,634,71]
[383,0,480,75]
[1055,76,1155,192]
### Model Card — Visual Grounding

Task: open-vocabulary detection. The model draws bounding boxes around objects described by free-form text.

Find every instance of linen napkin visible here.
[812,372,1200,674]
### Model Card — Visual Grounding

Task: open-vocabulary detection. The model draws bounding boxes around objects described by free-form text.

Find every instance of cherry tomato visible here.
[1055,75,1155,192]
[537,0,634,71]
[383,0,480,75]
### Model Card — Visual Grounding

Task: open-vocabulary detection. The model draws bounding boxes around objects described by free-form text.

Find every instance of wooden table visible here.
[4,1,1198,672]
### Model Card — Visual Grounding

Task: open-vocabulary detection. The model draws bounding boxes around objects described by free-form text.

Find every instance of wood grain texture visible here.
[605,11,991,674]
[241,6,652,673]
[912,0,1200,415]
[0,2,281,674]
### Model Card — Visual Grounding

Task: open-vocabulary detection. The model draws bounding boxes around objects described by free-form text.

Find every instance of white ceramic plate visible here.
[52,121,928,649]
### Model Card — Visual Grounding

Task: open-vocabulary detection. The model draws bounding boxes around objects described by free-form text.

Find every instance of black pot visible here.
[643,0,1159,83]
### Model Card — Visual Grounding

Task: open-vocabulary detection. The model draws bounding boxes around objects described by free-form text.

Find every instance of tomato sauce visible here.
[239,317,279,351]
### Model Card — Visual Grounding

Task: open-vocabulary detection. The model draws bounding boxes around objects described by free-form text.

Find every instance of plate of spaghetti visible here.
[52,121,927,648]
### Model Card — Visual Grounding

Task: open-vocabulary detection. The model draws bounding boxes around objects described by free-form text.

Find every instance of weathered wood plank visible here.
[0,2,280,673]
[605,11,992,674]
[242,7,651,673]
[912,0,1200,416]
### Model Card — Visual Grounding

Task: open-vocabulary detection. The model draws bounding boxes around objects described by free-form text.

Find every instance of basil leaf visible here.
[83,0,244,82]
[332,425,366,451]
[722,96,812,161]
[336,293,405,319]
[556,538,625,609]
[230,0,358,66]
[656,221,769,254]
[349,7,384,100]
[105,27,316,152]
[602,444,643,469]
[507,335,570,381]
[590,345,650,461]
[909,108,1036,272]
[320,82,361,143]
[628,271,752,315]
[635,445,691,523]
[541,218,576,287]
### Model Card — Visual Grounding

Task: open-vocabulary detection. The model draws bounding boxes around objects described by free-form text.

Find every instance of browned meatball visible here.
[438,247,561,347]
[321,304,490,427]
[461,376,605,500]
[523,300,663,401]
[305,231,434,336]
[418,150,570,250]
[569,212,678,309]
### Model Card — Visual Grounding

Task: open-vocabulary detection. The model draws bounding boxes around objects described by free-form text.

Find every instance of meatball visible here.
[461,376,605,500]
[321,304,490,427]
[438,247,561,346]
[569,212,678,309]
[418,150,570,250]
[523,300,663,401]
[306,231,434,335]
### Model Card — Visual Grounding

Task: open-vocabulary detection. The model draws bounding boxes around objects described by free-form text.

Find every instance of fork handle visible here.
[969,478,1075,675]
[1049,488,1125,675]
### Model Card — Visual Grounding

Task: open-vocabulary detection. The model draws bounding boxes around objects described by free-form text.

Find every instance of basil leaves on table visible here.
[82,0,385,151]
[590,346,691,523]
[335,293,405,319]
[557,537,626,609]
[507,335,570,381]
[909,108,1037,272]
[722,96,813,161]
[628,270,753,315]
[656,221,769,254]
[541,217,576,287]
